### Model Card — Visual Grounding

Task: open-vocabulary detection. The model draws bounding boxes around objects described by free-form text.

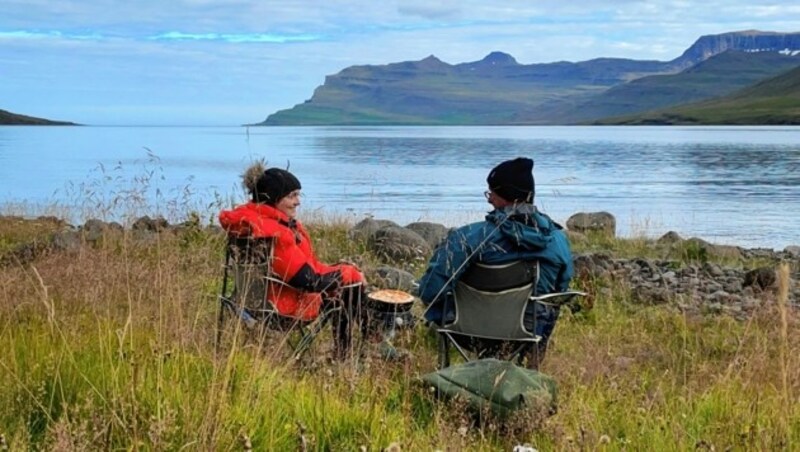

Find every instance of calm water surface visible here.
[0,125,798,249]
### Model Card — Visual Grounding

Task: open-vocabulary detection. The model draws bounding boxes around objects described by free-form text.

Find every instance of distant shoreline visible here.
[0,108,78,126]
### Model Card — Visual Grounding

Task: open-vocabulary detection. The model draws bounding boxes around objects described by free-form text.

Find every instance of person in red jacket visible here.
[219,162,366,359]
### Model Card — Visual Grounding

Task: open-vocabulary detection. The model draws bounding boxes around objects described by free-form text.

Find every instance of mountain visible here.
[255,30,800,126]
[258,53,670,126]
[595,65,800,125]
[670,30,800,70]
[0,109,76,125]
[546,50,800,123]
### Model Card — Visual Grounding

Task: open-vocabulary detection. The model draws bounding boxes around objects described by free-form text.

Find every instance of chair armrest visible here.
[265,275,362,293]
[530,291,587,307]
[265,275,295,289]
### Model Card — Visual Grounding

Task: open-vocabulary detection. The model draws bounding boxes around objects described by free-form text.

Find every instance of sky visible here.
[2,1,799,126]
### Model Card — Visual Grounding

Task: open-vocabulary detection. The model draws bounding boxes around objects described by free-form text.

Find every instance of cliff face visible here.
[671,30,800,69]
[258,30,800,126]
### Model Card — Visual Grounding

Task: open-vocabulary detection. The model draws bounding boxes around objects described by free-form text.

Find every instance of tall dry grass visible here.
[0,204,798,449]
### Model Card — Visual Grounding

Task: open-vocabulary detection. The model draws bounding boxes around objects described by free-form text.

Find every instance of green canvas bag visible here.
[421,358,558,418]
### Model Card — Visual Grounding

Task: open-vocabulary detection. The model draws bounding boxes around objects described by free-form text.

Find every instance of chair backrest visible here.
[444,261,539,341]
[227,236,274,312]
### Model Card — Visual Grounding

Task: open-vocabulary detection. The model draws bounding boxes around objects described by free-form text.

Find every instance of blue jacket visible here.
[418,204,574,325]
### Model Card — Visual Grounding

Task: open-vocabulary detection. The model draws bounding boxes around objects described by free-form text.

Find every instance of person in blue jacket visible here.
[418,157,574,369]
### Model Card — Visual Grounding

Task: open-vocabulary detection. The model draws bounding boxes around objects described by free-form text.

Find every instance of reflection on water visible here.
[0,125,798,249]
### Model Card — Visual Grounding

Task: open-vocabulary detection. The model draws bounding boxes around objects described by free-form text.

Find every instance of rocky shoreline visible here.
[2,213,798,319]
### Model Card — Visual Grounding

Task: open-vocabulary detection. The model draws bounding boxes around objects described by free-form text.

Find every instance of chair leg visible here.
[438,334,450,368]
[215,299,226,352]
[293,320,324,360]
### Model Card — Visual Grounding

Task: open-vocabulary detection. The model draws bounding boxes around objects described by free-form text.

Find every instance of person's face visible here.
[276,189,302,218]
[485,188,511,209]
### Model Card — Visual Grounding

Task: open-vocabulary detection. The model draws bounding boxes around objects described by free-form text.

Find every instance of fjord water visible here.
[0,125,798,250]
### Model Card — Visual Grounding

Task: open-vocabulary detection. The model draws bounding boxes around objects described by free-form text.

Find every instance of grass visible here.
[0,211,798,450]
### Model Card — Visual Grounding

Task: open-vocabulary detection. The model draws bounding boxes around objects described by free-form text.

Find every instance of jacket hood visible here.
[485,205,558,251]
[219,202,293,237]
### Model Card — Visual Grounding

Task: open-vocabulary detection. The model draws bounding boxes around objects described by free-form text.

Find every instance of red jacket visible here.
[219,202,363,320]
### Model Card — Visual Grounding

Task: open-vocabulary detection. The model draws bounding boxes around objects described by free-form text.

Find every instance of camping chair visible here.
[436,260,585,368]
[216,235,343,359]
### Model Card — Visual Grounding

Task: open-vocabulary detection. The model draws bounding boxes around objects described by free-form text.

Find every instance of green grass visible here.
[1,214,798,450]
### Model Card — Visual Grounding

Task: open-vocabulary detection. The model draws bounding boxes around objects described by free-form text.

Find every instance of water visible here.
[0,125,798,250]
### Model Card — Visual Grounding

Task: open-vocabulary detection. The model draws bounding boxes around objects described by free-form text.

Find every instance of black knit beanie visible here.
[252,168,302,205]
[486,157,535,203]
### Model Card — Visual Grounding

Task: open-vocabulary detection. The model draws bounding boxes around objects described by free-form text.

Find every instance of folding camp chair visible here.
[436,260,585,368]
[216,235,343,358]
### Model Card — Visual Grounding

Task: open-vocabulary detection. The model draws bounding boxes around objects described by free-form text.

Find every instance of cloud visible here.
[0,30,104,41]
[149,31,324,43]
[397,2,462,20]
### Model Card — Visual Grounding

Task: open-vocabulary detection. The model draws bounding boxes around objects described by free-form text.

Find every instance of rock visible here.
[371,265,418,292]
[658,231,683,244]
[662,271,677,284]
[702,263,724,278]
[52,230,82,252]
[131,229,158,244]
[743,267,776,291]
[711,244,743,261]
[566,211,616,237]
[785,246,800,258]
[132,215,169,232]
[0,243,41,266]
[631,286,671,304]
[708,290,731,303]
[573,254,598,278]
[371,226,431,261]
[683,237,742,261]
[404,221,449,249]
[81,219,108,243]
[348,218,399,243]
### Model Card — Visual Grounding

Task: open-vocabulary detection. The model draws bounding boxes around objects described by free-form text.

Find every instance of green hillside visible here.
[597,64,800,125]
[260,55,617,126]
[550,51,800,123]
[0,109,76,125]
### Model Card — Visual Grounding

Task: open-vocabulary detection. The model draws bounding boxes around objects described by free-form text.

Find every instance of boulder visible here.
[132,215,169,232]
[743,267,776,291]
[711,244,743,261]
[405,221,450,249]
[566,212,616,237]
[52,230,82,252]
[683,237,742,261]
[657,231,683,244]
[785,245,800,258]
[370,265,418,292]
[81,219,122,243]
[371,226,431,262]
[348,218,399,243]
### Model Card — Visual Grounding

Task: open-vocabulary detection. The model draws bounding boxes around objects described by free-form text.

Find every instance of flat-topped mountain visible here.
[256,30,800,126]
[0,109,76,126]
[672,30,800,70]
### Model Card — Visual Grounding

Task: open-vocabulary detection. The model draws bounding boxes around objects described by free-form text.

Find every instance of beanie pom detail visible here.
[242,160,266,194]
